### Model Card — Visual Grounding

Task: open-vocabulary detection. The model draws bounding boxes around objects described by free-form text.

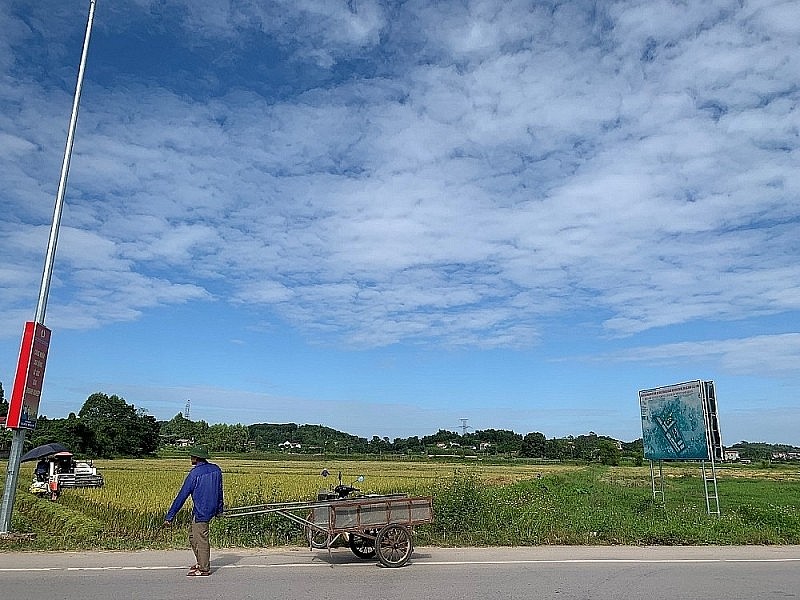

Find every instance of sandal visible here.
[187,568,211,577]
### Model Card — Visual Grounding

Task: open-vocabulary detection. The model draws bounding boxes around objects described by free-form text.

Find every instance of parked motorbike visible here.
[307,469,376,556]
[316,468,365,500]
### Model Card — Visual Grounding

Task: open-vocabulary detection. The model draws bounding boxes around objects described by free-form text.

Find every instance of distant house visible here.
[279,441,301,450]
[773,452,800,461]
[724,450,740,461]
[479,442,492,451]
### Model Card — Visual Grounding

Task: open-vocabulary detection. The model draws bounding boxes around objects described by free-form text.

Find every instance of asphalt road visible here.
[1,545,799,600]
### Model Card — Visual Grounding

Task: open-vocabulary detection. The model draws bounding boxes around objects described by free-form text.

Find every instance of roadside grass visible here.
[422,465,800,546]
[1,459,799,551]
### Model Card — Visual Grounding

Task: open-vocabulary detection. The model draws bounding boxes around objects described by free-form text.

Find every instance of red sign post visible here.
[6,322,52,430]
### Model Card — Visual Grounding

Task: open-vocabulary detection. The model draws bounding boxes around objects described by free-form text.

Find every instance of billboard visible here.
[5,321,52,430]
[639,380,722,461]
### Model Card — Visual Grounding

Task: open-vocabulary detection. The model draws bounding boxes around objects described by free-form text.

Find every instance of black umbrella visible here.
[21,443,71,463]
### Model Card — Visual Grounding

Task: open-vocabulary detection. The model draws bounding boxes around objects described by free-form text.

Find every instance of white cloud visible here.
[0,0,797,354]
[600,333,800,378]
[177,0,387,66]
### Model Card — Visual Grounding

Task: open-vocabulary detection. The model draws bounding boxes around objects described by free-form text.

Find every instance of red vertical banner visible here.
[6,322,52,430]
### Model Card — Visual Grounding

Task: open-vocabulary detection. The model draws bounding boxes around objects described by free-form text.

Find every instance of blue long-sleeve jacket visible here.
[165,461,224,523]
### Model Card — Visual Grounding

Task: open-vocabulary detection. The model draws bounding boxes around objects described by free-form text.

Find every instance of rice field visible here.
[2,458,799,551]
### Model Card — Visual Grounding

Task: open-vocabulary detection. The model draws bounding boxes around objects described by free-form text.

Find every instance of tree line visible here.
[3,390,635,462]
[161,413,639,464]
[1,388,798,463]
[23,392,160,458]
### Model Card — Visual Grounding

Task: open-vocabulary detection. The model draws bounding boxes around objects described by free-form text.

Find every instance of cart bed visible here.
[311,495,433,532]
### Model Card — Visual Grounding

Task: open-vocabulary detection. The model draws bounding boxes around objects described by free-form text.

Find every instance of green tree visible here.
[621,438,644,465]
[160,413,203,444]
[201,423,250,453]
[135,409,161,455]
[473,429,523,454]
[77,392,160,457]
[393,435,424,454]
[545,438,576,460]
[573,432,600,461]
[0,381,10,452]
[0,381,7,418]
[29,413,88,453]
[597,439,621,466]
[248,422,300,450]
[368,435,391,454]
[519,432,547,458]
[421,429,461,446]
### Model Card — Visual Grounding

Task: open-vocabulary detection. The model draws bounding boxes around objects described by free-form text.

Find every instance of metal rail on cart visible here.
[223,494,434,568]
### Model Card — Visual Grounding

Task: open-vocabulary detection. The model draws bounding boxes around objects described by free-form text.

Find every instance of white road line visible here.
[418,558,800,565]
[2,557,800,573]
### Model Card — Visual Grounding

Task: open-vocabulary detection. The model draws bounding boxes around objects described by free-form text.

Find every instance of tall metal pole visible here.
[0,0,97,535]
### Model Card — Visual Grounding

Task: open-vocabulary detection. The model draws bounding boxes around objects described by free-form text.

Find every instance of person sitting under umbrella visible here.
[35,458,50,482]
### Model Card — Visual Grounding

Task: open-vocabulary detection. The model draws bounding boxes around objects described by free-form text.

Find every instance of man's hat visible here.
[188,446,209,459]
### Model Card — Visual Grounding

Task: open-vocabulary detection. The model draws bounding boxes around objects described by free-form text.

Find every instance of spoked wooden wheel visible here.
[376,524,413,567]
[348,531,377,558]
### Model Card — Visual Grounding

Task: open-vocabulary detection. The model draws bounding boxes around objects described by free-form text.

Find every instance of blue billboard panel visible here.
[639,381,710,461]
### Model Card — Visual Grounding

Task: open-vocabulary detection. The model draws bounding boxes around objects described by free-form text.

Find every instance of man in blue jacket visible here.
[164,446,224,576]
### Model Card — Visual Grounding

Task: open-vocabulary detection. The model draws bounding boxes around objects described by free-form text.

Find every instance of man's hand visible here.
[163,520,172,528]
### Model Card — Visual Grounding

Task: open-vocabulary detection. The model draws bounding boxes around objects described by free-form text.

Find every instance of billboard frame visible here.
[638,380,722,515]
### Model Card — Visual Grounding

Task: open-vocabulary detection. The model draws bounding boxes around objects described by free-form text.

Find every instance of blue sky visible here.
[1,0,798,445]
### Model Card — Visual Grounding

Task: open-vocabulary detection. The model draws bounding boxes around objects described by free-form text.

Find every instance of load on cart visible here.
[223,469,433,568]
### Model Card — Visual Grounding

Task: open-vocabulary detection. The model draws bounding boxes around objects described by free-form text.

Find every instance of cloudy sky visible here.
[1,0,798,444]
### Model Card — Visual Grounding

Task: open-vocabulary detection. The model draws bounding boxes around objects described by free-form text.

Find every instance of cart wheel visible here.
[376,524,413,568]
[349,531,377,559]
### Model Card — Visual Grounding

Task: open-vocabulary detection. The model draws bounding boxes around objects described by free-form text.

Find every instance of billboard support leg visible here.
[650,460,664,504]
[701,459,720,516]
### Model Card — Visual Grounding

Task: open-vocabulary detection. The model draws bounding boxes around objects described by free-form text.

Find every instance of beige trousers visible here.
[189,519,211,572]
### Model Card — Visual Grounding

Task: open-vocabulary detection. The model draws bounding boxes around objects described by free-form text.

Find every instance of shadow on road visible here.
[212,553,248,568]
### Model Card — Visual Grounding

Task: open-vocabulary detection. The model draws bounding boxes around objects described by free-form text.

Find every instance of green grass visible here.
[2,461,799,551]
[417,466,800,546]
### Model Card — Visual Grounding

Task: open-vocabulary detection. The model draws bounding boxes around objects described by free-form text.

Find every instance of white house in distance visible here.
[772,451,800,460]
[278,441,302,451]
[723,449,740,461]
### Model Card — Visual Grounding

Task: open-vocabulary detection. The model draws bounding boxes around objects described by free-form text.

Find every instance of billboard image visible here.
[639,380,716,461]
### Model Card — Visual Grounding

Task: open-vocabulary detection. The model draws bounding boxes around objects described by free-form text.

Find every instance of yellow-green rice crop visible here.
[3,459,799,551]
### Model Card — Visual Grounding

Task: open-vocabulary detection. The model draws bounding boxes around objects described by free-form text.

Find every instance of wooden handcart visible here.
[223,494,433,568]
